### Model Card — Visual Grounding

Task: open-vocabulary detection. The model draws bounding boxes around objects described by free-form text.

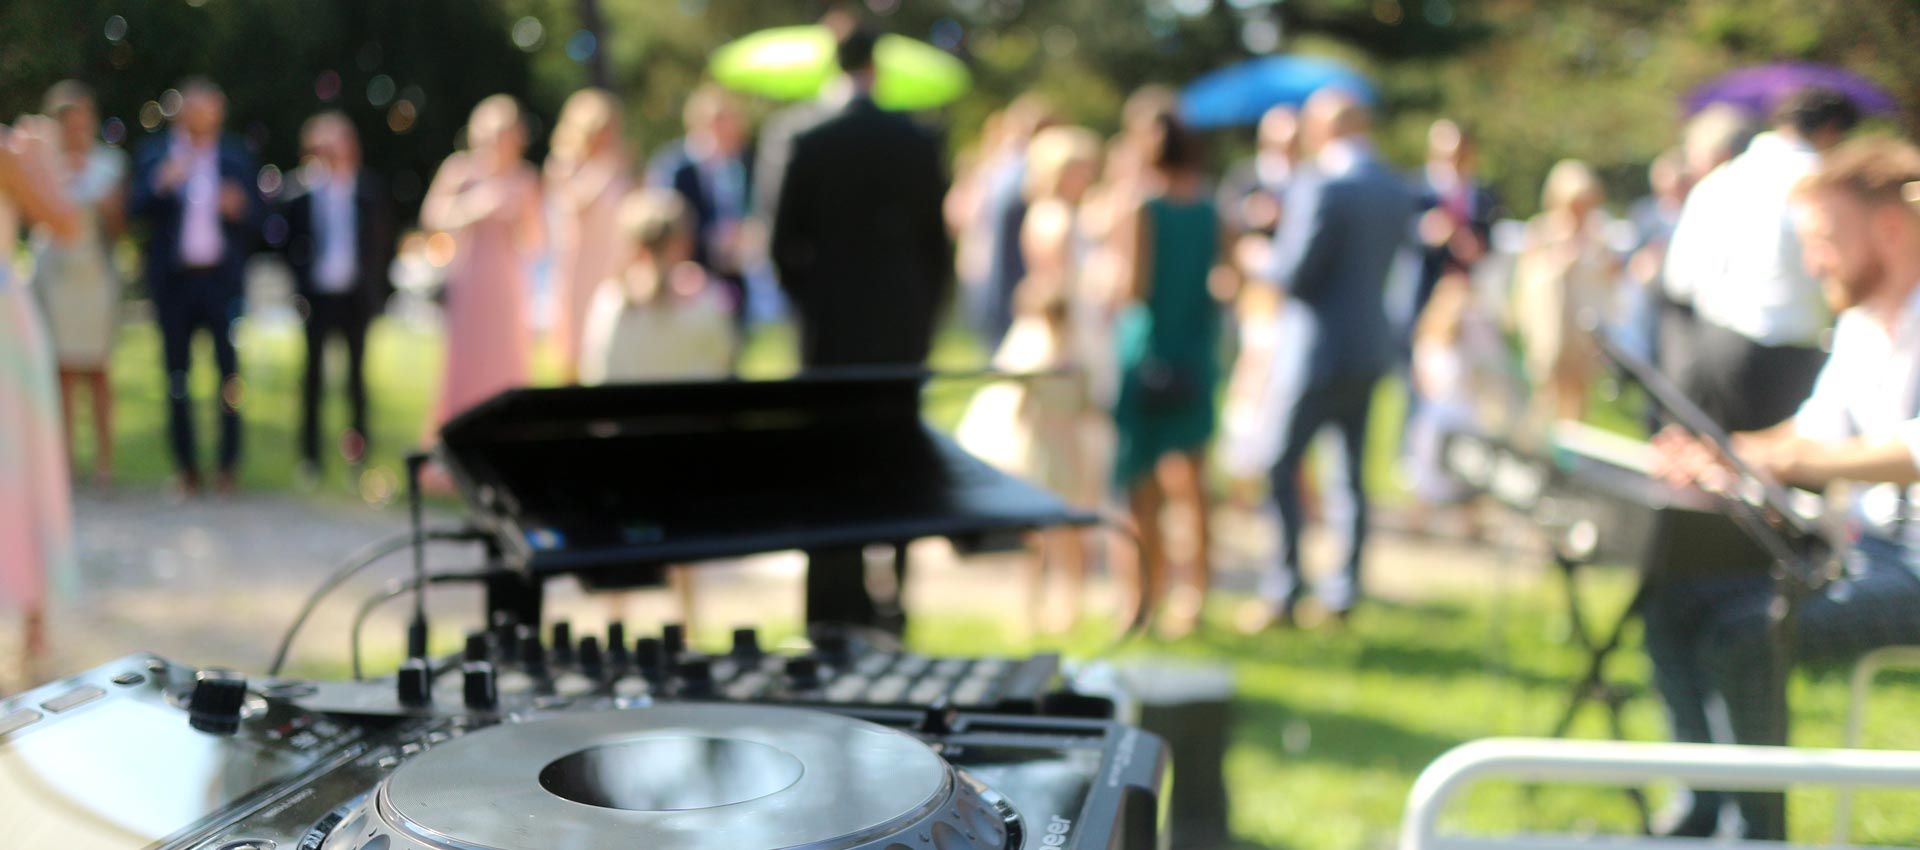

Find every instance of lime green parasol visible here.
[710,25,971,111]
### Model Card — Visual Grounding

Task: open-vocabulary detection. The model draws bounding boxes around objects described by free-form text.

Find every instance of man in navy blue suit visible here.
[649,84,755,326]
[130,78,261,496]
[1241,90,1415,630]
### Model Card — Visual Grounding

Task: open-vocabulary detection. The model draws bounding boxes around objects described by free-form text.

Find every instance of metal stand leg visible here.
[1543,555,1653,832]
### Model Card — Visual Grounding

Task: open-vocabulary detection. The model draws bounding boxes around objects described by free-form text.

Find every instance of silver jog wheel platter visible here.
[321,704,1020,850]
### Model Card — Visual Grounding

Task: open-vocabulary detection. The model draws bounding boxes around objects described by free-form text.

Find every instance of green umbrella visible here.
[710,25,971,111]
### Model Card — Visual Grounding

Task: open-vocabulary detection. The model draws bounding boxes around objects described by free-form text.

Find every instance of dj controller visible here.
[1,624,1167,850]
[4,378,1174,850]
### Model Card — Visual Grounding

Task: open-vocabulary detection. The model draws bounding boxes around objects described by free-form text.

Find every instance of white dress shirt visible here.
[1663,131,1830,347]
[175,136,225,268]
[1792,282,1920,544]
[311,170,359,294]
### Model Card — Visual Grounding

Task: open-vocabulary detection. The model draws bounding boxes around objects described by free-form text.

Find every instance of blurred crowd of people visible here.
[6,23,1920,777]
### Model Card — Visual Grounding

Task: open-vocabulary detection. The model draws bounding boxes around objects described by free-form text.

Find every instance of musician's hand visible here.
[1652,426,1735,492]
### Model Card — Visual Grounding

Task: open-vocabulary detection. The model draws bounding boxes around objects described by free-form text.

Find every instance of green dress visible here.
[1110,195,1221,490]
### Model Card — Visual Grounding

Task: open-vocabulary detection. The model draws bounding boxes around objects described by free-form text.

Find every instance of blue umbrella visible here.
[1180,55,1376,129]
[1684,62,1899,118]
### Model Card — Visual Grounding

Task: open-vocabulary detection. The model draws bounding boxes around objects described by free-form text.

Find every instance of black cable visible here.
[1090,510,1153,659]
[266,526,483,677]
[405,453,432,659]
[350,569,501,681]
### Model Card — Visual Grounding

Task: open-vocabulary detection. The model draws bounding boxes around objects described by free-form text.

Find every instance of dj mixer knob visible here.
[186,669,248,735]
[677,657,715,696]
[661,623,687,659]
[811,631,852,664]
[606,622,629,674]
[397,658,433,707]
[550,621,574,667]
[462,661,498,710]
[464,632,490,663]
[784,655,822,691]
[730,627,762,660]
[517,632,548,678]
[634,638,667,683]
[578,636,606,681]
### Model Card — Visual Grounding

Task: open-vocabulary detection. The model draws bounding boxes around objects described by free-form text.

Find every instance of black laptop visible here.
[437,370,1094,580]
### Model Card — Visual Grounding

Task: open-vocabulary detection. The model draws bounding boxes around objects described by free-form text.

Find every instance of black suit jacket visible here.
[129,133,261,298]
[770,97,952,368]
[274,172,396,315]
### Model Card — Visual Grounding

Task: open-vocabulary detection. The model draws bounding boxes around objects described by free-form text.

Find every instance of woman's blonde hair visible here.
[618,188,691,257]
[466,94,523,149]
[1540,159,1603,214]
[551,88,620,164]
[1025,125,1101,201]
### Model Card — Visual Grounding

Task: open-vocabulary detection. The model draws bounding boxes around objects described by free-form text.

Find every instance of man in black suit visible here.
[275,112,394,478]
[129,78,261,496]
[769,28,953,628]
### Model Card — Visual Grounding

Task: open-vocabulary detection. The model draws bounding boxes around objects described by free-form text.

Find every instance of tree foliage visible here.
[3,0,1918,222]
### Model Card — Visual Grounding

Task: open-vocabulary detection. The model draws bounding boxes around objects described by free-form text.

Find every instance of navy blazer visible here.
[130,133,261,296]
[1411,173,1499,313]
[272,172,396,314]
[647,140,754,276]
[1267,150,1416,384]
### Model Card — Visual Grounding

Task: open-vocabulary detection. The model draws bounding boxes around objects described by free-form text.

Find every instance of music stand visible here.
[435,369,1100,627]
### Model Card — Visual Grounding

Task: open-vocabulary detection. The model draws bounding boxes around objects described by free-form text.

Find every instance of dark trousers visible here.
[804,545,909,632]
[156,268,244,477]
[1261,373,1380,614]
[1644,536,1920,839]
[301,293,371,467]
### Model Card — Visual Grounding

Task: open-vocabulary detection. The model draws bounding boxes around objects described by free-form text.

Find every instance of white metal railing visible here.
[1401,738,1920,850]
[1834,646,1920,845]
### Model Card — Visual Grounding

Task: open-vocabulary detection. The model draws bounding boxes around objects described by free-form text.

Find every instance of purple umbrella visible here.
[1684,61,1899,117]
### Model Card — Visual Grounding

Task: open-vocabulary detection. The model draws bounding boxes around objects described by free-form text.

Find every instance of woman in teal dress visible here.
[1110,111,1231,637]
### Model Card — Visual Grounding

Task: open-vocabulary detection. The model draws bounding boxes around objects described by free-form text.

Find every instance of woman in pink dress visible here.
[544,89,631,383]
[1,114,81,687]
[421,95,544,430]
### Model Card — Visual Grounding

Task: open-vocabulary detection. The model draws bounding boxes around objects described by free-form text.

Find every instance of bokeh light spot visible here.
[866,0,900,15]
[104,15,128,42]
[103,117,127,146]
[257,164,283,197]
[511,16,545,51]
[1171,0,1213,16]
[930,18,965,50]
[367,74,396,107]
[1373,0,1404,25]
[1240,17,1281,53]
[315,70,342,102]
[139,101,164,131]
[360,466,397,507]
[1041,25,1077,57]
[1423,0,1454,25]
[565,29,597,62]
[388,100,418,134]
[159,88,183,118]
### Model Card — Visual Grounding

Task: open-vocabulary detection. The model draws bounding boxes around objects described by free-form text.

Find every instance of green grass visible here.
[905,576,1920,850]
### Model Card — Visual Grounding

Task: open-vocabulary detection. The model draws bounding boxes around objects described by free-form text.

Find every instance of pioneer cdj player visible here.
[1,629,1168,850]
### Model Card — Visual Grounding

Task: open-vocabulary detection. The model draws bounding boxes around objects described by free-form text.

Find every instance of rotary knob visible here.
[730,627,762,660]
[463,661,498,711]
[606,622,629,674]
[550,621,574,667]
[677,657,715,696]
[578,636,605,681]
[187,669,248,735]
[661,623,687,659]
[784,655,822,691]
[397,658,434,707]
[634,638,667,683]
[517,631,549,678]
